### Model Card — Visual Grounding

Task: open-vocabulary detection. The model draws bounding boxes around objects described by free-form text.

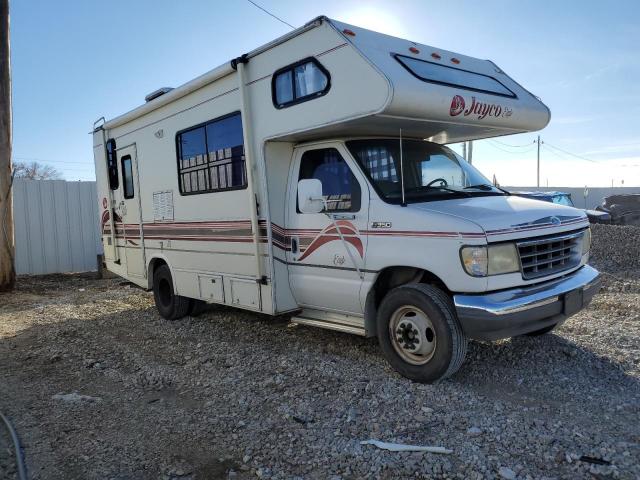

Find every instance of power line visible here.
[490,139,535,148]
[542,144,569,161]
[245,0,295,30]
[485,141,535,154]
[543,142,600,164]
[543,144,640,168]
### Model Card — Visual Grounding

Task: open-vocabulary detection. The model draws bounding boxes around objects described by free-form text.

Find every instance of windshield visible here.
[346,139,504,203]
[552,194,574,207]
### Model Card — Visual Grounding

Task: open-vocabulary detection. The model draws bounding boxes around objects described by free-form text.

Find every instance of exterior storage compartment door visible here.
[198,274,224,303]
[228,278,261,310]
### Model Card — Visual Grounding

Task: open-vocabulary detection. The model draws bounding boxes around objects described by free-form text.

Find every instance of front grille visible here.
[517,230,584,280]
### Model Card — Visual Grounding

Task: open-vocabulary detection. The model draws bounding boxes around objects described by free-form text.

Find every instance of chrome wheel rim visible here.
[389,305,437,365]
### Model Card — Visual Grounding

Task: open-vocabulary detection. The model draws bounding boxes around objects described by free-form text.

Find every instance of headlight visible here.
[460,246,488,277]
[488,243,520,275]
[461,243,520,277]
[582,227,591,255]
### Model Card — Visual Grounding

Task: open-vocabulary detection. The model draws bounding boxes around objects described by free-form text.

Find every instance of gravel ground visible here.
[0,225,639,479]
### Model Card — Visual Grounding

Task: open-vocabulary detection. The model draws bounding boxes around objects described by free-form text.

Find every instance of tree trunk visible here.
[0,0,15,292]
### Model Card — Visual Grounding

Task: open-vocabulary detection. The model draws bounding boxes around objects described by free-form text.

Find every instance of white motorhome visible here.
[93,16,600,383]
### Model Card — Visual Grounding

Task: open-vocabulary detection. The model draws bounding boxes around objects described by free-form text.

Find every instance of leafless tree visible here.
[12,160,62,180]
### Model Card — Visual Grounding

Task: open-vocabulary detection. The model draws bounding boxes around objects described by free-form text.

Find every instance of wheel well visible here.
[147,257,167,290]
[364,266,450,337]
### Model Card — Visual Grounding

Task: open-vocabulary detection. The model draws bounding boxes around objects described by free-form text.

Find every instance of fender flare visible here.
[146,254,176,291]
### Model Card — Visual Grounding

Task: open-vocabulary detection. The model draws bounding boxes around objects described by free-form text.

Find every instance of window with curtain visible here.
[176,112,246,195]
[273,58,330,108]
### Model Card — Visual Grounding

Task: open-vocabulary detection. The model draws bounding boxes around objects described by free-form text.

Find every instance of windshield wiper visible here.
[405,185,472,197]
[464,184,510,195]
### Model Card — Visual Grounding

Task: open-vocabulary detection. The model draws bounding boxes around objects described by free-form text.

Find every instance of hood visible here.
[409,195,589,239]
[585,208,610,218]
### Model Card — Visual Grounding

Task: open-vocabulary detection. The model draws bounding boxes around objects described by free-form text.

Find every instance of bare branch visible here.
[12,160,62,180]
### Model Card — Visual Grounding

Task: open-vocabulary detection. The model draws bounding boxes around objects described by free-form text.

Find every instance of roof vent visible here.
[145,87,174,103]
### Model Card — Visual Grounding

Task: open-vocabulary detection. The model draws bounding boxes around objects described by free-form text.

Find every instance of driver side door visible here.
[285,143,370,314]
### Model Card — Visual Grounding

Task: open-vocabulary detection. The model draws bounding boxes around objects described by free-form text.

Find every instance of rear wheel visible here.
[377,283,467,383]
[153,264,190,320]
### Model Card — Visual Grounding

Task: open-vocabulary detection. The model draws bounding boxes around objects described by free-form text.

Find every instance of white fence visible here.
[13,179,102,275]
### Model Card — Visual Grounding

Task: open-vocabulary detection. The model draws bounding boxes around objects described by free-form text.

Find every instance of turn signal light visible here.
[343,29,356,36]
[451,57,461,64]
[409,46,420,54]
[431,52,441,60]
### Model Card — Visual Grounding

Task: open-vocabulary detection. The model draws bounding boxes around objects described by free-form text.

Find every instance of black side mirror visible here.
[106,139,119,190]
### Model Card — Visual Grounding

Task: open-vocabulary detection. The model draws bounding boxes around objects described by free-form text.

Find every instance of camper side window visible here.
[176,112,247,195]
[298,148,360,213]
[121,155,134,199]
[272,58,330,109]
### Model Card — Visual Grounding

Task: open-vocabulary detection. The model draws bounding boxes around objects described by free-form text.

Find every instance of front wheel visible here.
[377,283,467,383]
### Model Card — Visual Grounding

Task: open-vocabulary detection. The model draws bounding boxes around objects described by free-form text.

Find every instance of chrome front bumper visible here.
[454,265,601,341]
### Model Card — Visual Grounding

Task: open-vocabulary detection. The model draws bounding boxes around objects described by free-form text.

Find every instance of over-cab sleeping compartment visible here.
[278,18,550,144]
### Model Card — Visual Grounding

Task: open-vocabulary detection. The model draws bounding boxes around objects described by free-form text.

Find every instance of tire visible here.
[152,264,190,320]
[377,283,467,383]
[525,323,557,336]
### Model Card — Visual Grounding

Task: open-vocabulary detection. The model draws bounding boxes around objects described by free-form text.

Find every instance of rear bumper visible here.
[453,265,601,341]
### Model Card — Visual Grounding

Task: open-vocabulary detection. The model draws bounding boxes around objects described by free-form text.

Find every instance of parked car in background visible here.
[595,194,640,225]
[510,191,610,224]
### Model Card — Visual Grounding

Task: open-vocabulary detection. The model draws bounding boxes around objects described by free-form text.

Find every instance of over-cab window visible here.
[272,58,330,109]
[176,112,247,195]
[121,155,134,199]
[298,148,360,212]
[395,54,516,98]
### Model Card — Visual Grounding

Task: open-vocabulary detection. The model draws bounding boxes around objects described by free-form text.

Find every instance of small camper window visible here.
[121,155,134,199]
[395,54,516,98]
[272,58,330,108]
[176,112,246,195]
[298,148,360,213]
[106,139,118,190]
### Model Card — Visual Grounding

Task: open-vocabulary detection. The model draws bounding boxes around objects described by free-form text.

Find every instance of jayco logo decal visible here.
[449,95,466,116]
[449,95,513,120]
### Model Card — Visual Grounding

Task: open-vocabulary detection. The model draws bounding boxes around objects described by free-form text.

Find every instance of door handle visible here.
[291,236,299,254]
[331,214,356,220]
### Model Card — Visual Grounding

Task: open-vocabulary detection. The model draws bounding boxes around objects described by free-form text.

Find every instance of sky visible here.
[9,0,640,187]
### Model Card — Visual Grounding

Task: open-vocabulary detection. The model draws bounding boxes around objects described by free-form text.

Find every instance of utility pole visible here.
[0,0,15,292]
[462,142,467,161]
[536,135,541,188]
[467,141,473,165]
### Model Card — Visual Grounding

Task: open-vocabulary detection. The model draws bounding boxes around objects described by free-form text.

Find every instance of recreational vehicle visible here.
[93,16,600,383]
